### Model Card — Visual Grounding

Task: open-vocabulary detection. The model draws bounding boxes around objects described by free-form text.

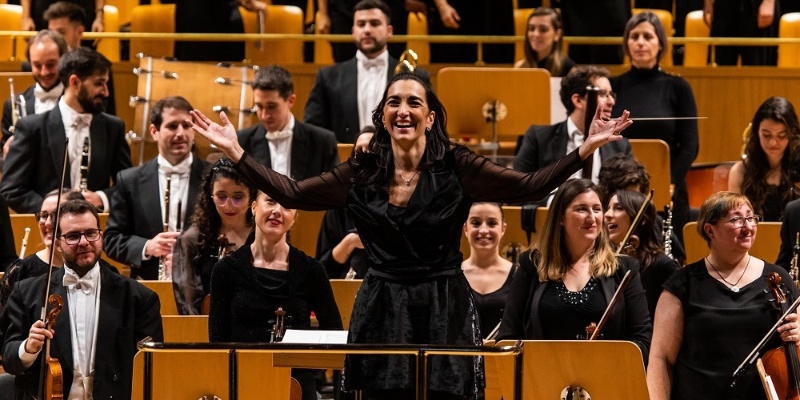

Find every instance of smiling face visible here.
[212,177,251,227]
[382,79,435,146]
[758,118,789,165]
[706,203,757,253]
[604,194,631,245]
[464,203,506,252]
[38,195,60,248]
[252,192,296,239]
[352,8,392,56]
[73,72,109,114]
[29,39,61,91]
[627,21,661,69]
[562,190,604,246]
[527,15,560,59]
[150,107,194,165]
[56,212,102,275]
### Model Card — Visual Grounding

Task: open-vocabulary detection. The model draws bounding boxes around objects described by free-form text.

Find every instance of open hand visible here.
[438,3,461,29]
[189,110,245,162]
[578,103,631,160]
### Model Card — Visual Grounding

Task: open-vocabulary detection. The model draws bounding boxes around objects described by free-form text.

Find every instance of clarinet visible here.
[662,204,673,259]
[158,176,171,281]
[79,137,89,192]
[791,232,800,288]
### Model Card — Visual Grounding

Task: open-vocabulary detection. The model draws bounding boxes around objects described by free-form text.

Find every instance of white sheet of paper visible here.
[551,77,567,124]
[281,329,349,344]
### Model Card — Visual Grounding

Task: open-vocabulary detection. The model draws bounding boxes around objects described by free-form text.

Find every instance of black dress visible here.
[664,260,798,400]
[208,243,343,400]
[611,66,699,243]
[497,251,652,360]
[470,265,515,338]
[759,184,784,222]
[159,0,245,62]
[232,144,584,397]
[639,253,681,320]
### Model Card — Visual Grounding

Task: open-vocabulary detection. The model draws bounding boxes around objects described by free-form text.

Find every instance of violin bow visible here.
[615,189,654,255]
[589,270,633,341]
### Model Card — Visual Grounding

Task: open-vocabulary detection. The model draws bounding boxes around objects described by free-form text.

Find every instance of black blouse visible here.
[471,265,516,337]
[640,253,681,320]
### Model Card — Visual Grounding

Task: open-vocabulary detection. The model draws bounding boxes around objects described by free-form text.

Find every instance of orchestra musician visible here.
[648,192,800,400]
[103,96,208,280]
[513,7,575,77]
[1,199,163,400]
[172,158,257,315]
[208,191,342,400]
[191,71,632,399]
[0,47,130,214]
[497,180,652,361]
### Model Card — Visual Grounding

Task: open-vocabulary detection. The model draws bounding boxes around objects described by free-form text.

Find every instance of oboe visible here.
[19,227,30,259]
[79,137,89,192]
[158,176,171,281]
[8,78,20,134]
[791,232,799,288]
[662,204,673,259]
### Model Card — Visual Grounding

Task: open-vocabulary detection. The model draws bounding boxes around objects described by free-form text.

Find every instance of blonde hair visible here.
[533,179,618,282]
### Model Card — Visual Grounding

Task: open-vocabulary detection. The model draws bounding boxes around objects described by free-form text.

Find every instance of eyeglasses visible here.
[60,229,101,245]
[35,210,55,222]
[598,90,617,101]
[212,194,249,207]
[721,215,762,227]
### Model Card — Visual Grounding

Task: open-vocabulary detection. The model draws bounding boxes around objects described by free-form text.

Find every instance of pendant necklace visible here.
[706,255,751,293]
[395,165,419,187]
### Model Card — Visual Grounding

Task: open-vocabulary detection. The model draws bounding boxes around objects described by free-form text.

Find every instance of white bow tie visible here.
[64,273,94,295]
[34,83,62,103]
[361,58,384,70]
[71,113,92,129]
[266,129,292,141]
[159,161,191,176]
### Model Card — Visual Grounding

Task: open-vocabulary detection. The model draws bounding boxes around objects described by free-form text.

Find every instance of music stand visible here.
[496,340,649,400]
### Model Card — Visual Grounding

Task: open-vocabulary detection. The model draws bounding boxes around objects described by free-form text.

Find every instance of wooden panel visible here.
[629,139,671,210]
[337,143,353,162]
[140,280,179,315]
[241,6,304,65]
[290,210,325,256]
[779,13,800,68]
[0,5,25,62]
[684,10,709,67]
[132,351,231,400]
[683,221,782,264]
[513,9,533,64]
[0,72,35,103]
[129,4,175,60]
[331,279,361,330]
[96,5,121,63]
[162,315,209,342]
[238,352,292,400]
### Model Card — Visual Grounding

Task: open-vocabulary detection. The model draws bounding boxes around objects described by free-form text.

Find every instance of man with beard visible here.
[1,199,163,400]
[0,48,131,214]
[303,0,429,144]
[2,30,68,158]
[104,96,208,280]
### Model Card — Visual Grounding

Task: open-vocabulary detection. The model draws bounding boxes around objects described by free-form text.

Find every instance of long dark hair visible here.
[191,158,257,258]
[742,96,800,216]
[353,73,452,192]
[521,7,566,76]
[610,190,661,270]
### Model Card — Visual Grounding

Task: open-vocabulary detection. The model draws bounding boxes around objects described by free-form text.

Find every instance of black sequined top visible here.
[540,277,606,340]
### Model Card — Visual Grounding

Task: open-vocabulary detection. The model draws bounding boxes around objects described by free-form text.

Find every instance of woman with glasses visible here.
[611,12,699,243]
[648,192,800,400]
[514,7,574,77]
[172,158,257,315]
[728,97,800,221]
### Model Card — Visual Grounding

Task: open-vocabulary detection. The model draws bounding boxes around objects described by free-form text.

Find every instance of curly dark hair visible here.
[597,154,650,206]
[609,190,662,270]
[353,73,452,192]
[742,97,800,218]
[191,158,257,259]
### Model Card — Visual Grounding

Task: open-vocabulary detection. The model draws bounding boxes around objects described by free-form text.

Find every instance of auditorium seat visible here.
[162,315,209,342]
[683,221,781,263]
[0,4,26,62]
[513,8,533,64]
[289,210,325,256]
[629,139,671,210]
[129,4,176,59]
[140,280,180,315]
[631,8,673,67]
[313,11,334,64]
[96,5,120,62]
[407,12,430,65]
[684,10,709,67]
[241,5,304,65]
[713,163,734,192]
[106,0,137,29]
[779,12,800,68]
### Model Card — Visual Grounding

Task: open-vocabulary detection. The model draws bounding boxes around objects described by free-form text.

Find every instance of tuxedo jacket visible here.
[1,266,163,400]
[303,56,432,144]
[0,106,131,213]
[104,157,208,280]
[513,120,632,173]
[236,121,339,180]
[1,85,35,146]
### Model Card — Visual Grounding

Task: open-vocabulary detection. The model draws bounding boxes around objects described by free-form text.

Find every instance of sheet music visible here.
[281,329,348,344]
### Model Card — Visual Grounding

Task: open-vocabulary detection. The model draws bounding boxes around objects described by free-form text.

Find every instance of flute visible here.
[79,137,89,192]
[19,227,30,259]
[158,176,171,281]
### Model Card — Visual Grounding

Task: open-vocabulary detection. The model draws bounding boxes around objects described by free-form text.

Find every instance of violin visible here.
[217,234,234,260]
[584,270,633,341]
[41,295,64,400]
[761,272,800,400]
[620,234,640,257]
[615,189,654,256]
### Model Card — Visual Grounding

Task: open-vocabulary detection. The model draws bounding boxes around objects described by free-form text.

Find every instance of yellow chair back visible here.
[0,5,25,62]
[779,13,800,68]
[513,8,533,64]
[241,5,304,65]
[684,10,709,67]
[407,12,430,65]
[96,5,120,62]
[129,4,176,59]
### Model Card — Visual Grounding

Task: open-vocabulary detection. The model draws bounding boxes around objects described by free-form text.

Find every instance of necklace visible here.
[395,165,419,186]
[706,255,751,293]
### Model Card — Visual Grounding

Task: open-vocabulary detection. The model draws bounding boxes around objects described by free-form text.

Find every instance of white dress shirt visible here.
[266,114,295,176]
[565,116,600,183]
[356,50,389,131]
[33,82,63,114]
[58,99,109,212]
[141,155,193,261]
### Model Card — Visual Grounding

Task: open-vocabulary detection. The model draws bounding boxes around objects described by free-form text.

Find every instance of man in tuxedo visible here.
[515,65,632,183]
[1,30,67,157]
[303,0,430,143]
[1,199,163,400]
[238,65,339,180]
[0,47,131,214]
[104,96,208,280]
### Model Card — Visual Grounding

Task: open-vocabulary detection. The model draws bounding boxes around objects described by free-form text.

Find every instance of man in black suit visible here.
[238,65,339,180]
[303,0,430,144]
[1,199,163,400]
[777,198,800,270]
[0,47,131,214]
[1,30,67,156]
[515,65,632,184]
[104,96,208,280]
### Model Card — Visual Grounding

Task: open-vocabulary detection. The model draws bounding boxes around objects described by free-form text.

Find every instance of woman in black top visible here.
[648,192,800,400]
[172,158,256,315]
[514,7,575,77]
[497,180,652,360]
[728,97,800,221]
[461,203,515,340]
[611,12,699,242]
[191,73,632,399]
[208,191,342,400]
[604,190,680,319]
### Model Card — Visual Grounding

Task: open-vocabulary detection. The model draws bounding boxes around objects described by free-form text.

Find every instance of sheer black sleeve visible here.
[453,145,583,204]
[235,152,353,210]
